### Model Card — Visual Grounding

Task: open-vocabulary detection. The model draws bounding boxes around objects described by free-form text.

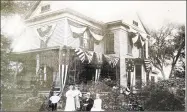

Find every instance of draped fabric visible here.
[74,48,94,64]
[69,23,103,43]
[89,29,104,41]
[104,55,119,68]
[144,59,151,72]
[69,25,87,36]
[129,28,147,48]
[58,47,70,95]
[36,24,56,42]
[74,48,120,68]
[85,51,94,63]
[74,48,87,63]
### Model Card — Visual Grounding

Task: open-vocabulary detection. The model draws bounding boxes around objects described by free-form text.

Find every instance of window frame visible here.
[106,33,115,54]
[41,4,51,13]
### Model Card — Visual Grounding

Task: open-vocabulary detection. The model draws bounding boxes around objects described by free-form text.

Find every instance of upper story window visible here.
[133,20,138,26]
[41,4,50,13]
[139,44,145,58]
[80,31,94,51]
[106,33,114,54]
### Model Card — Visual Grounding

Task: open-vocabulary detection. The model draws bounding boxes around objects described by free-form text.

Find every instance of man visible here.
[49,92,60,111]
[81,92,94,111]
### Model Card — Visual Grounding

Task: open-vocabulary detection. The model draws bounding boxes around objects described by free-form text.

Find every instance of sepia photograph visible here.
[1,1,186,111]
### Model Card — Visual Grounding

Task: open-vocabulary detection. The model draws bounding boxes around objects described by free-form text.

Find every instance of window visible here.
[106,33,114,54]
[133,20,138,26]
[80,31,94,51]
[41,4,50,13]
[127,37,132,54]
[138,45,145,58]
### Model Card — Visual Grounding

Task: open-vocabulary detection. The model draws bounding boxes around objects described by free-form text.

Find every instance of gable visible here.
[122,12,148,34]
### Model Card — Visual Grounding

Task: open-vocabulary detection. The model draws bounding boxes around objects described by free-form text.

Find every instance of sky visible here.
[1,1,186,39]
[1,1,186,79]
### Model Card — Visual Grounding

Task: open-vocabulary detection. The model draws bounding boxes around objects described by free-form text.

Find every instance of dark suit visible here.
[81,98,94,111]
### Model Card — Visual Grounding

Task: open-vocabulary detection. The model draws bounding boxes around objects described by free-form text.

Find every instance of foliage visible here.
[139,78,185,111]
[1,1,34,16]
[149,24,185,79]
[1,35,16,110]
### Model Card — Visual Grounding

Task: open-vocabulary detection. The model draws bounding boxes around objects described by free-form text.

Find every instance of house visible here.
[12,1,158,94]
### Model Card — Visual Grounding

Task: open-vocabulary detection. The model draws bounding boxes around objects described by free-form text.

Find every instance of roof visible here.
[25,1,149,34]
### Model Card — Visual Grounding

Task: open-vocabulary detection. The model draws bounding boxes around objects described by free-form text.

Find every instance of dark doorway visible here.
[135,65,142,89]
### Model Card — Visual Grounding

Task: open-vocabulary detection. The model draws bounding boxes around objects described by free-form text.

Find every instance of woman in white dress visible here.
[74,85,82,110]
[64,85,76,111]
[91,94,104,111]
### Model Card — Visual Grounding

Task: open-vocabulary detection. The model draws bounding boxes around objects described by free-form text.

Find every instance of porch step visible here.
[57,109,64,111]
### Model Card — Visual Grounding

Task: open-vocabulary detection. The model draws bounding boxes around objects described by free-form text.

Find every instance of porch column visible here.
[95,68,101,83]
[36,54,40,75]
[120,57,127,90]
[44,65,47,81]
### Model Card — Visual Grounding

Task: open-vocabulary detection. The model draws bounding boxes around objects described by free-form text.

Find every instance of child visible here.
[91,94,104,111]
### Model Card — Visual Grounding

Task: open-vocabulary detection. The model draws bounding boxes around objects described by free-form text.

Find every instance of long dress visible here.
[74,90,82,109]
[91,99,104,111]
[64,90,76,111]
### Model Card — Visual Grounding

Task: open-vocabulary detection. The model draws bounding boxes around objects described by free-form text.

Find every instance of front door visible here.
[135,65,142,89]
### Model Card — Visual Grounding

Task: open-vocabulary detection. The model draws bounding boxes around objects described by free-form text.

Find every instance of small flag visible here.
[125,87,131,95]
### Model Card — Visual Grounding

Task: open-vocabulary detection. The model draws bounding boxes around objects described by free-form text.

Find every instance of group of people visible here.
[49,85,104,111]
[64,85,104,111]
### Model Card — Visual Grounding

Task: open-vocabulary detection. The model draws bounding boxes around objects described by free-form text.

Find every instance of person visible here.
[81,92,94,111]
[64,85,76,111]
[91,94,104,111]
[49,92,60,111]
[74,85,82,110]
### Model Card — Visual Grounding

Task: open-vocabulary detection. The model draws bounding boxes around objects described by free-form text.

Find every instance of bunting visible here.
[104,55,119,68]
[85,51,94,63]
[74,48,87,63]
[36,24,56,42]
[144,59,151,72]
[89,29,104,41]
[129,28,147,48]
[70,25,87,35]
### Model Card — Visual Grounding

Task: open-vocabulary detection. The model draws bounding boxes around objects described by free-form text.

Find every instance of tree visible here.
[149,24,185,79]
[1,34,16,110]
[1,1,34,16]
[1,1,36,111]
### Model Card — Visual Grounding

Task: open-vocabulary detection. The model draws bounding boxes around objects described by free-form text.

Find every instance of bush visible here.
[140,79,185,111]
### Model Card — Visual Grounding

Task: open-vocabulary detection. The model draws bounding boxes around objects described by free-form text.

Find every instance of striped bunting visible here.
[75,48,86,63]
[104,55,119,68]
[85,51,94,64]
[144,59,151,72]
[125,87,131,95]
[74,48,94,63]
